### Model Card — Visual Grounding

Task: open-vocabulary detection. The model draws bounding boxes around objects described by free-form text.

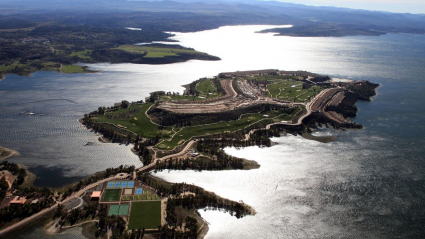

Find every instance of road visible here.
[243,88,337,141]
[138,140,196,173]
[63,197,82,211]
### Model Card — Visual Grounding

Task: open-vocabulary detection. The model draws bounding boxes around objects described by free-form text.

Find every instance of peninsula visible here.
[0,69,378,238]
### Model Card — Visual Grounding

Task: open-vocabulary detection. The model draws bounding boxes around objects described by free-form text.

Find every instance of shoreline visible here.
[0,146,20,161]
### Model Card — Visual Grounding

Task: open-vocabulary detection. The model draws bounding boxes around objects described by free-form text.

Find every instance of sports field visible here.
[107,181,135,188]
[102,189,121,202]
[128,201,161,230]
[119,204,129,215]
[108,204,129,216]
[108,205,120,215]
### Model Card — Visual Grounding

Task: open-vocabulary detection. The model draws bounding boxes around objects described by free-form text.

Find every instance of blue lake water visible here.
[1,25,425,238]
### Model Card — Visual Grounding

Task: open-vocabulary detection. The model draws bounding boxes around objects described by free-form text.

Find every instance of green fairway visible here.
[61,64,86,73]
[197,79,217,94]
[95,103,172,138]
[113,45,206,58]
[69,49,92,59]
[266,80,322,103]
[102,189,121,202]
[128,201,161,230]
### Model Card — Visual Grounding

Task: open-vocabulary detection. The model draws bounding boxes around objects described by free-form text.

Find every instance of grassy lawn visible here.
[61,64,86,73]
[128,201,161,230]
[113,45,205,58]
[102,189,121,202]
[69,50,92,59]
[95,103,172,138]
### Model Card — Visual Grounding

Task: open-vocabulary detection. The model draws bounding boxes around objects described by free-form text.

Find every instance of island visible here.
[0,69,378,238]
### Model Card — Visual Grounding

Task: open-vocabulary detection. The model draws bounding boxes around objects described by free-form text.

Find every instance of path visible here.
[137,140,196,173]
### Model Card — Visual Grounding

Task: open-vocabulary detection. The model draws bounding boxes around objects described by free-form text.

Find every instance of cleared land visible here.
[128,201,161,230]
[113,45,207,58]
[102,189,121,202]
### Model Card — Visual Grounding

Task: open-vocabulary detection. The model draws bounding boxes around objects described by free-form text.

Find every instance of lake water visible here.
[1,25,424,238]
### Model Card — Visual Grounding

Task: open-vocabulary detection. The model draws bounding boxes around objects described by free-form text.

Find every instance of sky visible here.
[270,0,425,14]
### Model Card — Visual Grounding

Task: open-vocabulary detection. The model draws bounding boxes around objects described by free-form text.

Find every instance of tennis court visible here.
[108,204,129,216]
[136,188,143,195]
[108,205,120,215]
[106,181,135,188]
[118,204,129,215]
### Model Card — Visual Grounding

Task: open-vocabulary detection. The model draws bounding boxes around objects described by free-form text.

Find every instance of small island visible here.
[0,69,378,238]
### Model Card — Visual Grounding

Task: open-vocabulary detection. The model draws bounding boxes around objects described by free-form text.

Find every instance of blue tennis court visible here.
[136,188,143,195]
[128,181,134,187]
[121,181,127,187]
[114,182,120,188]
[107,182,114,188]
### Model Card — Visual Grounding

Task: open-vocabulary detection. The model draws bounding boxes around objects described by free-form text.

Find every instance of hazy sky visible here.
[272,0,425,14]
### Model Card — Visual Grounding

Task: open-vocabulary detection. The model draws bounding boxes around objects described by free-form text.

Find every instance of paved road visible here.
[63,197,82,211]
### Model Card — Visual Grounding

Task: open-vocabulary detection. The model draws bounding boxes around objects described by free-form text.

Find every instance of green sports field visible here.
[108,204,129,216]
[118,204,129,216]
[108,205,120,215]
[102,189,121,202]
[128,201,161,230]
